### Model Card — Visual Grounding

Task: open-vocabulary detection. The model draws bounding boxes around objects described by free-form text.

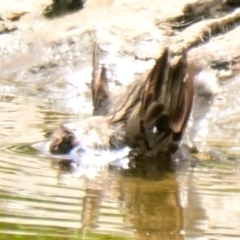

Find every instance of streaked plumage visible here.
[49,47,193,157]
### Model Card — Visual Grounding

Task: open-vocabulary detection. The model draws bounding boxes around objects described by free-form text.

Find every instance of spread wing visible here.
[126,48,193,153]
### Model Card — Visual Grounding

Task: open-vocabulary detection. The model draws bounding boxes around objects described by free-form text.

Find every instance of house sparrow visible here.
[49,47,194,159]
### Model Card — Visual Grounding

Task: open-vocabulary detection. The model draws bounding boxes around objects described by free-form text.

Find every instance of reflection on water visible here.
[178,158,240,240]
[1,85,240,240]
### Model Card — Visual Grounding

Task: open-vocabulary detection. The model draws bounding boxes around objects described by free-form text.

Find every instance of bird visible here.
[49,47,194,159]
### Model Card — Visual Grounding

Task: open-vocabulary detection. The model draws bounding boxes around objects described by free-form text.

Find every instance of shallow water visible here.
[0,77,240,240]
[0,0,240,238]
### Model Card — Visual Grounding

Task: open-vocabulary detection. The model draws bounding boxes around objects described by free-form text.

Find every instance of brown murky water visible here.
[1,76,240,240]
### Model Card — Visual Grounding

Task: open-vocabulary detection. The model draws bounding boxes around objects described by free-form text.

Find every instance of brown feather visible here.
[124,47,194,153]
[49,47,194,155]
[91,43,110,116]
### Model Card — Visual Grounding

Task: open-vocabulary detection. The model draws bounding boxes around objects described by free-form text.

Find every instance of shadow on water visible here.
[1,82,240,240]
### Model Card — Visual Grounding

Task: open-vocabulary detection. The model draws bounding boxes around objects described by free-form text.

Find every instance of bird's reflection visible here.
[49,151,197,240]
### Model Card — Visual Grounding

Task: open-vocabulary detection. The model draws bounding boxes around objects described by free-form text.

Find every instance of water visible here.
[0,92,131,240]
[0,79,240,240]
[0,0,240,238]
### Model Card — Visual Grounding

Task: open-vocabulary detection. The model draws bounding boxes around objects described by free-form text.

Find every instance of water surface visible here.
[0,75,240,240]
